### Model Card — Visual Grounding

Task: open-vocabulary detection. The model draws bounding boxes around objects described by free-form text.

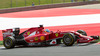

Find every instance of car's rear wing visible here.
[2,29,14,40]
[2,28,20,40]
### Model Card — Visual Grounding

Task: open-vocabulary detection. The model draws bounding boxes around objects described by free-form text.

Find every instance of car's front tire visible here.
[63,33,75,46]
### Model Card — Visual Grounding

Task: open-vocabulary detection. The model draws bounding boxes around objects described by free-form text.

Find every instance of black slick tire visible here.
[3,36,16,49]
[63,33,75,46]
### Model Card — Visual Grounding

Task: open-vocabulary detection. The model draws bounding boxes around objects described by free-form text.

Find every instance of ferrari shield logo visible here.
[27,32,30,35]
[55,33,58,37]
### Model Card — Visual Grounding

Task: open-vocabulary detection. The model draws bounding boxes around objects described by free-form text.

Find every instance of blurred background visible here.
[0,0,91,9]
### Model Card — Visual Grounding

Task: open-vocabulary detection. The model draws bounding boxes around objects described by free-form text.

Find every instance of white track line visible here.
[0,14,100,30]
[0,47,4,49]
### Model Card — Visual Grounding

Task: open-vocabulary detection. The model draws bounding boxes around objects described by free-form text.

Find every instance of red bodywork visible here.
[23,27,64,43]
[2,26,98,46]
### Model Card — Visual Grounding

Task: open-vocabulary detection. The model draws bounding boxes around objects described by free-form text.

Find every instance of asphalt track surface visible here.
[1,4,100,56]
[0,43,100,56]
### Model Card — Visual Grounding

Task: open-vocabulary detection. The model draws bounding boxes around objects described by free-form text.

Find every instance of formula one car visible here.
[2,25,99,49]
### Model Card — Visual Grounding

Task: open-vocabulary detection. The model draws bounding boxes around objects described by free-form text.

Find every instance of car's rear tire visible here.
[3,36,16,49]
[77,30,87,36]
[63,33,75,46]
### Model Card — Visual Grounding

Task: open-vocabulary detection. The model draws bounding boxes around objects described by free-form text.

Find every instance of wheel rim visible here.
[64,35,72,43]
[5,39,11,47]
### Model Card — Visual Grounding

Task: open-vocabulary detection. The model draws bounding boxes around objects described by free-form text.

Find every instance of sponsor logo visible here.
[40,36,45,41]
[30,40,34,42]
[50,40,56,44]
[35,37,38,41]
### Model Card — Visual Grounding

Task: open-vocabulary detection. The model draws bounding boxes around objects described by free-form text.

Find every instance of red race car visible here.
[2,25,99,49]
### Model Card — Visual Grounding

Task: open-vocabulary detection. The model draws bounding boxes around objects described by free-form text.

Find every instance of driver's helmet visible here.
[45,29,50,32]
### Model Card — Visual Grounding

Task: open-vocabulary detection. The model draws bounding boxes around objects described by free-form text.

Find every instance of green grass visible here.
[0,0,87,9]
[0,41,3,45]
[0,41,3,47]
